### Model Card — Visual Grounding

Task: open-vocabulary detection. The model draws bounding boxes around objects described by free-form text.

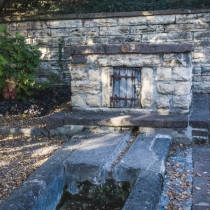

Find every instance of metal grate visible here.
[110,67,141,108]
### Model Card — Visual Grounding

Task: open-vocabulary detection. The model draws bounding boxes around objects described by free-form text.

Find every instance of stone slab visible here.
[193,145,210,161]
[46,111,189,129]
[72,56,87,64]
[194,161,210,177]
[113,134,172,182]
[122,170,163,210]
[0,138,84,210]
[64,43,194,55]
[193,177,210,209]
[189,94,209,129]
[64,132,131,184]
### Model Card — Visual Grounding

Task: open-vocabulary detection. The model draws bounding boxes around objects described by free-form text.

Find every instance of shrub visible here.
[0,26,41,99]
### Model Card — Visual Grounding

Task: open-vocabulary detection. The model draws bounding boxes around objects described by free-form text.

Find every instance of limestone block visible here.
[201,65,210,76]
[193,66,201,75]
[99,26,129,36]
[176,14,210,24]
[71,95,86,106]
[71,81,100,94]
[118,15,175,25]
[17,21,47,30]
[193,49,210,65]
[71,68,87,80]
[4,23,16,31]
[194,31,210,40]
[86,95,100,107]
[156,67,172,80]
[193,76,210,82]
[86,37,108,45]
[65,37,87,46]
[193,82,210,93]
[173,95,191,109]
[163,53,191,67]
[96,54,160,67]
[47,20,82,28]
[28,30,51,38]
[195,39,210,49]
[118,16,147,25]
[51,29,68,37]
[172,67,191,81]
[142,32,192,43]
[84,18,118,27]
[131,25,164,34]
[157,82,176,94]
[156,96,170,108]
[101,67,113,107]
[51,27,99,37]
[36,38,58,47]
[25,38,39,45]
[108,35,141,44]
[146,15,175,24]
[175,82,191,95]
[157,82,191,95]
[165,23,209,32]
[89,70,100,81]
[141,68,154,108]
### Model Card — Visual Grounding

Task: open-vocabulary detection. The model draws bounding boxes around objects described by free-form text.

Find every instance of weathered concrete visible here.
[113,134,172,182]
[46,111,189,130]
[64,132,132,186]
[122,171,163,210]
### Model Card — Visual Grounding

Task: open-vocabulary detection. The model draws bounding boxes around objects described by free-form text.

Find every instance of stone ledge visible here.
[1,9,210,22]
[65,43,194,55]
[46,111,189,129]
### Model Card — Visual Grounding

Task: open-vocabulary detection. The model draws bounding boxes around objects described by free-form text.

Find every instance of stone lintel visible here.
[64,43,194,55]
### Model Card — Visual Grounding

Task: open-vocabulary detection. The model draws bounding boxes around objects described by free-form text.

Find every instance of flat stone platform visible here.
[46,94,210,132]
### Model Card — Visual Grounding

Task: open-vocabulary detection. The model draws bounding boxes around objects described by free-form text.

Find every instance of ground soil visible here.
[0,101,71,204]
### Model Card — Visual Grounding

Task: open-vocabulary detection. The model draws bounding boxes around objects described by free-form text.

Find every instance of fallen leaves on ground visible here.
[0,133,68,204]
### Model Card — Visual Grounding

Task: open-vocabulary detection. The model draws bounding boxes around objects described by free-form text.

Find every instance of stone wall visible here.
[69,48,192,113]
[1,9,210,92]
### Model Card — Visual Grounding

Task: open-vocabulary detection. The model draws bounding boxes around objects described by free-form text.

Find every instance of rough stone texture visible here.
[71,67,87,80]
[71,81,100,94]
[156,96,170,108]
[141,67,154,108]
[173,95,191,109]
[86,95,100,107]
[71,95,86,107]
[157,82,191,95]
[172,67,192,81]
[96,54,160,67]
[156,67,172,80]
[64,133,132,185]
[114,134,172,180]
[65,43,194,55]
[2,11,210,93]
[122,171,163,210]
[88,69,100,81]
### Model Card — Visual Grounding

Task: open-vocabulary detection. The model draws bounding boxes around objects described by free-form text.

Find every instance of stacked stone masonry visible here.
[1,10,210,103]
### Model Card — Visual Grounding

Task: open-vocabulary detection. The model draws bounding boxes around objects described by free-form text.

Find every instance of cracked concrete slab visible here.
[113,134,172,182]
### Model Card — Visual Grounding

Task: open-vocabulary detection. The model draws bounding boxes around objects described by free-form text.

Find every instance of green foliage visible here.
[0,26,41,99]
[2,0,210,15]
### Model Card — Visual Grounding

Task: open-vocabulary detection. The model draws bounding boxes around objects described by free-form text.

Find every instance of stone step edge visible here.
[0,125,85,137]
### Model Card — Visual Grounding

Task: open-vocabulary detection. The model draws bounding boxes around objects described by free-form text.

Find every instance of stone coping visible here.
[64,43,194,55]
[0,8,210,23]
